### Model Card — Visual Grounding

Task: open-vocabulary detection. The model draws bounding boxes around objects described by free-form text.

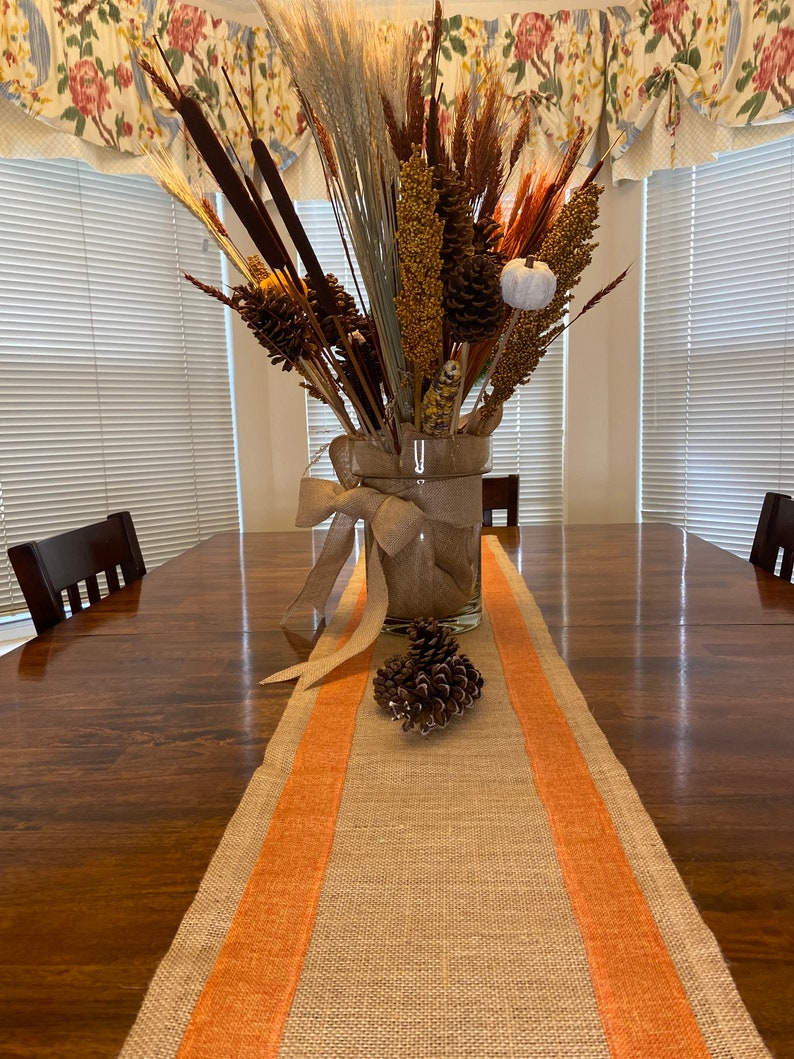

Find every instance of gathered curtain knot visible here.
[633,61,706,133]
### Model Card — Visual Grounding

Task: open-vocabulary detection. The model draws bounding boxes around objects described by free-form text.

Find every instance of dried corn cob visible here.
[421,360,462,436]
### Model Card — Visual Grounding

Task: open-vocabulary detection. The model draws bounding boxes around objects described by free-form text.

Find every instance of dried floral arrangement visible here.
[140,0,627,455]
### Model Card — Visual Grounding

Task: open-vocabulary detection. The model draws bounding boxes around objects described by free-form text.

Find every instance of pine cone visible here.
[371,620,484,736]
[472,216,503,255]
[373,654,414,712]
[232,285,314,370]
[307,275,384,427]
[392,656,483,735]
[393,670,450,735]
[306,273,362,344]
[443,253,504,342]
[406,619,459,667]
[432,164,474,278]
[338,328,383,429]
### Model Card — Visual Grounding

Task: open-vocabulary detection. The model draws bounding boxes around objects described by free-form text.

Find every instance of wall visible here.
[224,210,310,532]
[565,177,643,523]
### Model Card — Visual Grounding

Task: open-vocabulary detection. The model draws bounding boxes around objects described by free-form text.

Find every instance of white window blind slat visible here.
[296,200,564,525]
[641,137,794,557]
[0,157,239,618]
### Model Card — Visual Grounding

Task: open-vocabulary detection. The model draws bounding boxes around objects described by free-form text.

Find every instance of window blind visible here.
[0,157,239,618]
[642,137,794,558]
[296,200,564,524]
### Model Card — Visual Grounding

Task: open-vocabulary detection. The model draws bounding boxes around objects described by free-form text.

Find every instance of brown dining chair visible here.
[482,475,519,527]
[749,491,794,581]
[7,511,147,633]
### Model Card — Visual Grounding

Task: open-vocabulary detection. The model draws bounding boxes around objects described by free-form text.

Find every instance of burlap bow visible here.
[261,436,427,688]
[262,430,490,689]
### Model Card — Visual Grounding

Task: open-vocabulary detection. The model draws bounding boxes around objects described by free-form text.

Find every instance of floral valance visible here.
[407,11,606,159]
[0,0,304,180]
[1,0,793,183]
[0,1,603,183]
[606,0,794,179]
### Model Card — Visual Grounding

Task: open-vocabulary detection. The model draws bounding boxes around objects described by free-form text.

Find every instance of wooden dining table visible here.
[0,523,792,1059]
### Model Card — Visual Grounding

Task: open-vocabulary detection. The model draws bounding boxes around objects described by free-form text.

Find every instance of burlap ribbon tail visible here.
[261,437,425,688]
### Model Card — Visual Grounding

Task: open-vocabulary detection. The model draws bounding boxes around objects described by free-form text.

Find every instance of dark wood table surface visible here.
[0,524,792,1058]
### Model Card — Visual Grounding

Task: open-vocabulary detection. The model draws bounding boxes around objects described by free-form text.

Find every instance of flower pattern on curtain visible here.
[499,10,606,151]
[390,11,606,159]
[0,0,305,179]
[1,2,37,93]
[606,0,794,180]
[1,3,604,182]
[1,1,792,182]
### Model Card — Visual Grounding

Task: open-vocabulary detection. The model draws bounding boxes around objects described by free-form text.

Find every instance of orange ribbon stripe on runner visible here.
[481,542,712,1059]
[176,584,371,1059]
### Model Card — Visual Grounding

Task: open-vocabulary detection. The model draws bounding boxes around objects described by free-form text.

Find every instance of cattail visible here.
[138,56,292,277]
[249,137,338,316]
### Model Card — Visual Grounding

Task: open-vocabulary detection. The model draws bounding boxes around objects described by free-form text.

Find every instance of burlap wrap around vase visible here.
[261,428,491,689]
[351,431,491,633]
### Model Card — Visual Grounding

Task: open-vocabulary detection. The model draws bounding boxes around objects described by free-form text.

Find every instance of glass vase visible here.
[351,431,491,634]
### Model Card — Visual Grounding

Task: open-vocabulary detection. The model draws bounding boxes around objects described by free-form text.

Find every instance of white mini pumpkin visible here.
[500,257,557,311]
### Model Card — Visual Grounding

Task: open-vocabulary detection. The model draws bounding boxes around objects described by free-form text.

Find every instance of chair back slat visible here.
[781,550,794,581]
[66,583,84,613]
[105,567,121,594]
[85,574,102,605]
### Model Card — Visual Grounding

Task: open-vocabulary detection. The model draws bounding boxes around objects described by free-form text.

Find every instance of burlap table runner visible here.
[121,537,771,1059]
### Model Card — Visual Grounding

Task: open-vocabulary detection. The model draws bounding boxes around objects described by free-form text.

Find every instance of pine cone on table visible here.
[373,654,414,711]
[373,620,484,735]
[406,618,460,667]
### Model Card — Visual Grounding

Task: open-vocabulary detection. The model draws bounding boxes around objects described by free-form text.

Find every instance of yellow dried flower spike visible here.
[394,148,445,386]
[490,183,602,406]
